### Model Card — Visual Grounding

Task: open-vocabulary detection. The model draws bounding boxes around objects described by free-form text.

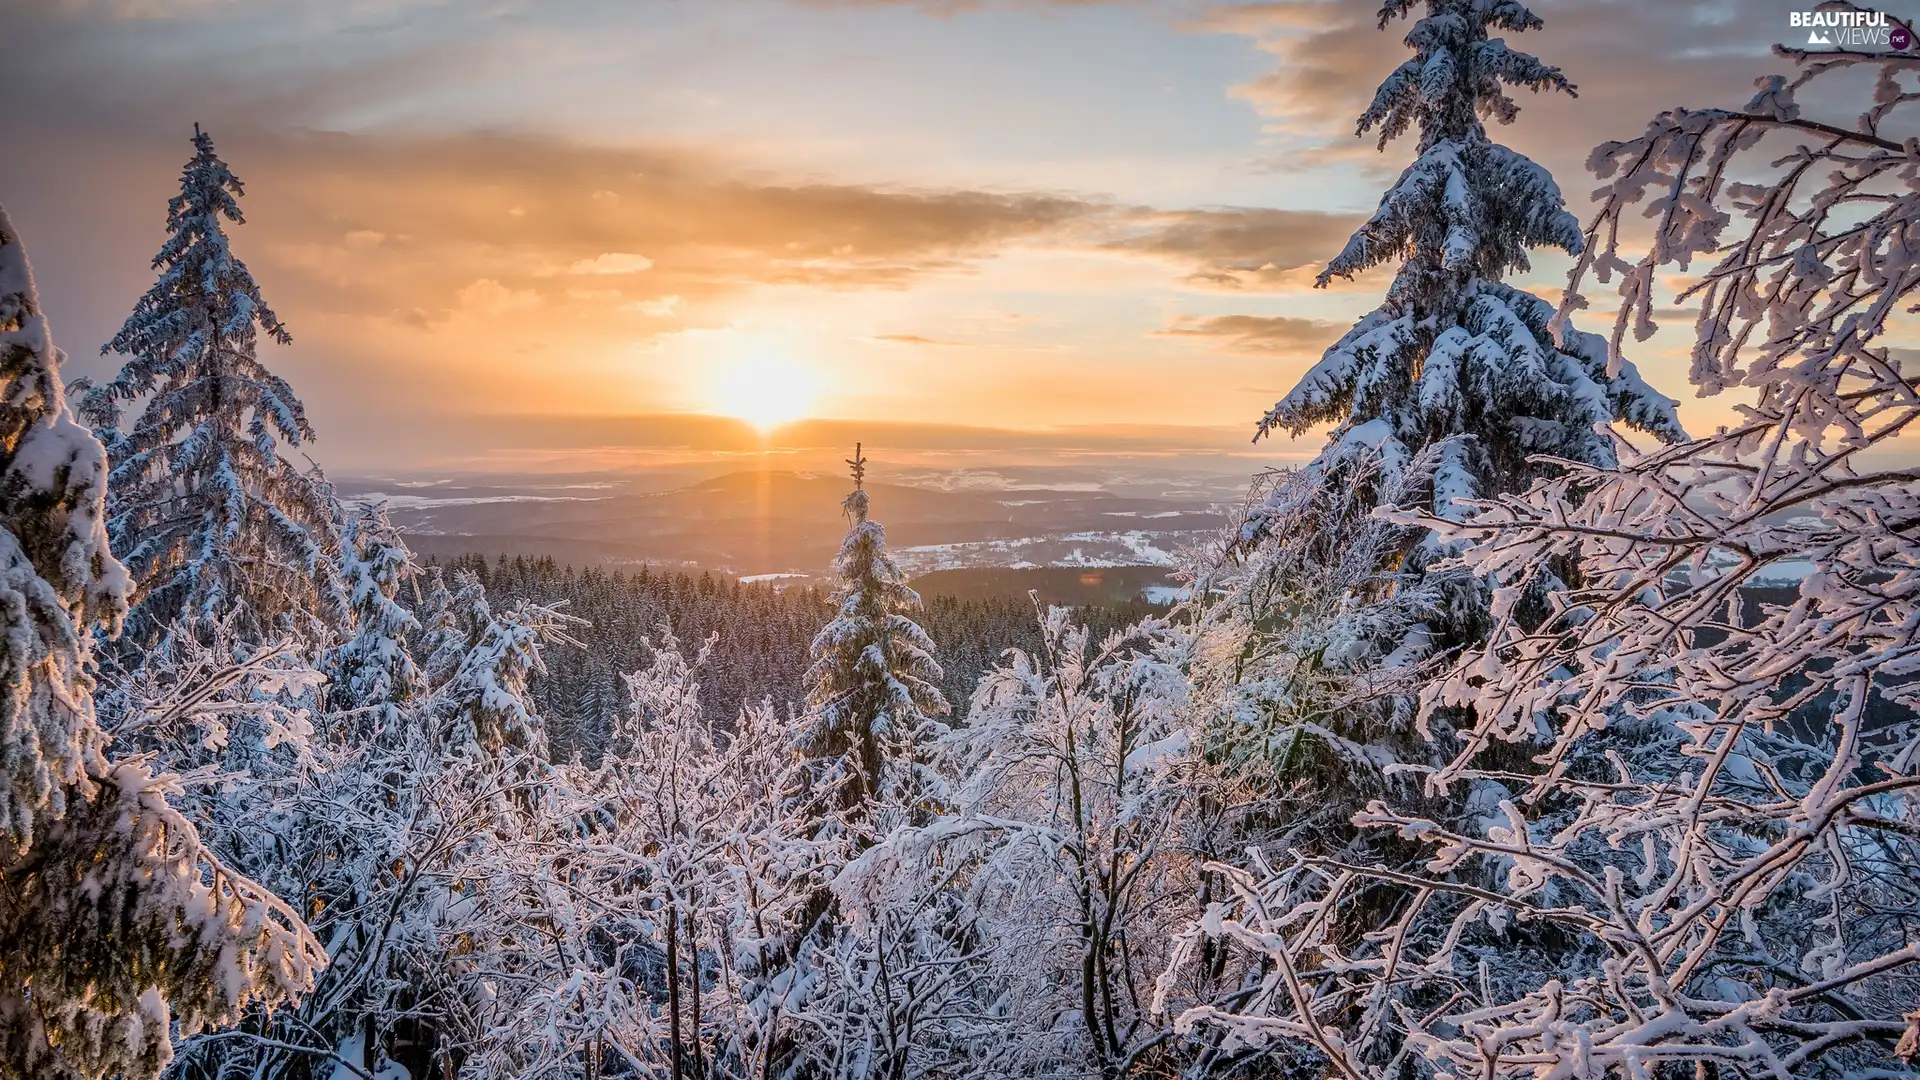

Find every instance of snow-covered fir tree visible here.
[82,125,343,645]
[434,586,579,758]
[0,207,323,1080]
[329,501,423,733]
[419,565,495,686]
[1211,0,1690,774]
[796,445,948,821]
[1170,44,1920,1076]
[1261,0,1684,509]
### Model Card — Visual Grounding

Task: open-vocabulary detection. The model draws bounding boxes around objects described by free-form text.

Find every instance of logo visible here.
[1790,9,1905,48]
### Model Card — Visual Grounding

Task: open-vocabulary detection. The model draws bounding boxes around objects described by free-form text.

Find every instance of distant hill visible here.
[368,468,1225,578]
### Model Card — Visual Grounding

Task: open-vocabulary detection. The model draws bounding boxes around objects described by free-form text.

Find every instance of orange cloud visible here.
[1104,206,1362,291]
[1154,314,1340,355]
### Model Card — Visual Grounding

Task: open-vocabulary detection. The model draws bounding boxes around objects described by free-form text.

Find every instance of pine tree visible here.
[435,589,578,758]
[1257,0,1683,517]
[1226,0,1689,740]
[329,501,423,731]
[0,207,322,1080]
[418,566,491,686]
[83,125,343,644]
[796,445,948,821]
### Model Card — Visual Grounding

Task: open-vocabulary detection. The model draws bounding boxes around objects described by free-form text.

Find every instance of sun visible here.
[710,347,819,431]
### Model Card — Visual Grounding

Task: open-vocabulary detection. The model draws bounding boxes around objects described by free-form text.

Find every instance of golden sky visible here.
[0,0,1829,474]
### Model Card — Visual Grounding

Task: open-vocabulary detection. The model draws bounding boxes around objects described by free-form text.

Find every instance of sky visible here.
[0,0,1811,476]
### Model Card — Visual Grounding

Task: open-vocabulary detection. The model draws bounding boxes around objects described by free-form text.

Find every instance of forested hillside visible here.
[450,553,1163,761]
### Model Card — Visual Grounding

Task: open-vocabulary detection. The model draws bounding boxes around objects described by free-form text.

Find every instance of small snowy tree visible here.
[929,610,1200,1077]
[83,125,343,644]
[329,501,424,733]
[797,445,948,822]
[435,592,580,758]
[0,207,324,1080]
[1168,44,1920,1079]
[417,565,488,686]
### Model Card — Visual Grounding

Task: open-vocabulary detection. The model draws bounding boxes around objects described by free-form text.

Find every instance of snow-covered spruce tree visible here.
[434,587,580,759]
[83,125,343,645]
[1265,0,1684,500]
[797,445,948,822]
[0,207,323,1080]
[1240,0,1685,695]
[328,501,423,734]
[417,564,487,686]
[1188,0,1692,868]
[1168,47,1920,1079]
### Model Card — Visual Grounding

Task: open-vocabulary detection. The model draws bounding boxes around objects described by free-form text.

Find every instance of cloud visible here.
[1199,0,1785,216]
[631,295,683,317]
[1155,314,1340,355]
[566,252,655,275]
[19,128,1112,327]
[1106,206,1362,291]
[320,410,1276,476]
[455,278,540,314]
[871,333,969,346]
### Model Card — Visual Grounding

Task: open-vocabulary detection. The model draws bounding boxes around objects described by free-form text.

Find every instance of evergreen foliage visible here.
[1260,0,1683,517]
[796,445,949,817]
[0,207,322,1080]
[82,126,343,644]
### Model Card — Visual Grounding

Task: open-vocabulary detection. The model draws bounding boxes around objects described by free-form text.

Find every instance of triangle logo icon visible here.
[1809,29,1833,44]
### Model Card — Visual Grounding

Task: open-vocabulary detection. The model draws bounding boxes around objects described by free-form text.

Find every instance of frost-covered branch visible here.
[1174,42,1920,1080]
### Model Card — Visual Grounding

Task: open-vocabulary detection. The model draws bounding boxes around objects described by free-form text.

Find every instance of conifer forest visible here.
[3,1,1920,1077]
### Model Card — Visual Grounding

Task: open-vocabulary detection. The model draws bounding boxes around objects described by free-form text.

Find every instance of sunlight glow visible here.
[709,345,819,431]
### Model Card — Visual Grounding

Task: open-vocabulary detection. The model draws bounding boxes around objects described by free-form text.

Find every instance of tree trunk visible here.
[667,899,684,1080]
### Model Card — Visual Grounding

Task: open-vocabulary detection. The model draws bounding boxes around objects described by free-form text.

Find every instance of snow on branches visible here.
[1184,445,1462,788]
[1170,43,1920,1080]
[1260,0,1682,520]
[0,208,323,1080]
[84,126,344,645]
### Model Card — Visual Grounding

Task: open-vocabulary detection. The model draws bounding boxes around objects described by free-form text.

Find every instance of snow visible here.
[892,529,1190,573]
[11,14,1919,1080]
[353,492,607,510]
[740,571,810,584]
